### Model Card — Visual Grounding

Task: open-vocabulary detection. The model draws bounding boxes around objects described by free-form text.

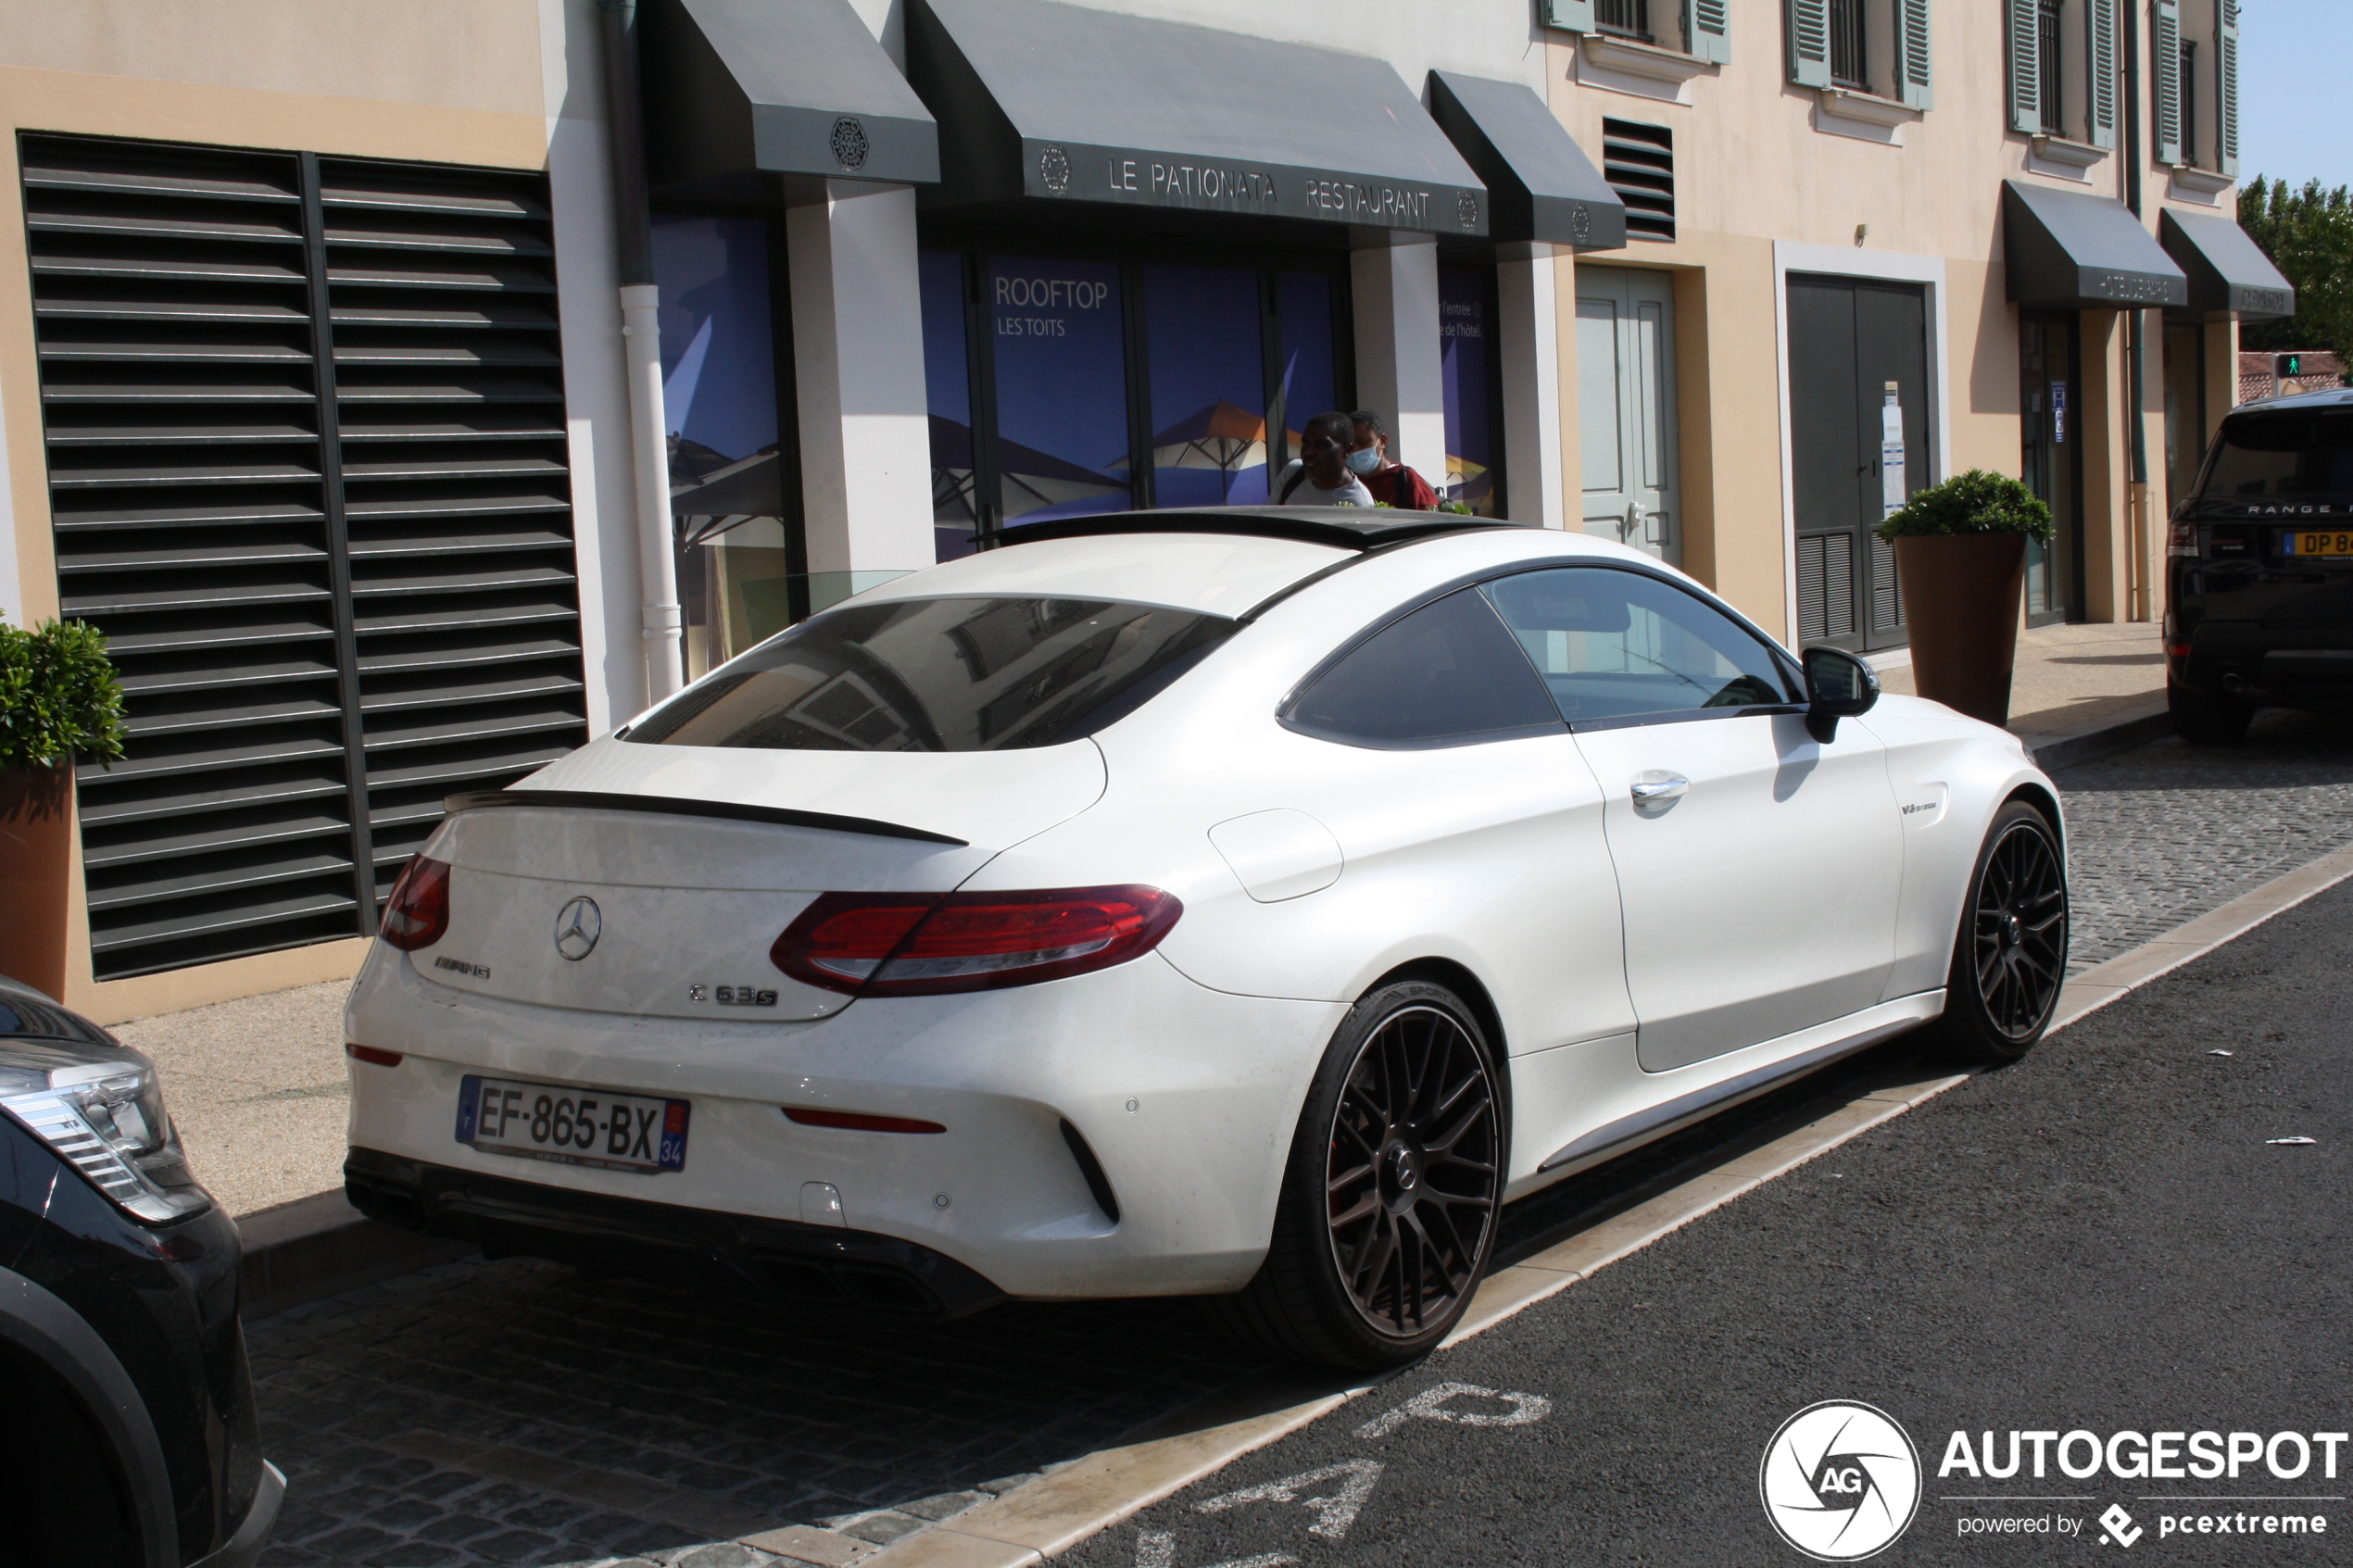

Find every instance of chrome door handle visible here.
[1629,771,1689,805]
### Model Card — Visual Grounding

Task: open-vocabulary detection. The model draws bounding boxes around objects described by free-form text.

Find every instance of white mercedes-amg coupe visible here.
[343,509,2067,1369]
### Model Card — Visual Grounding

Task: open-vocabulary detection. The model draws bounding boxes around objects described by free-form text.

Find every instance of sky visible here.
[2239,0,2353,194]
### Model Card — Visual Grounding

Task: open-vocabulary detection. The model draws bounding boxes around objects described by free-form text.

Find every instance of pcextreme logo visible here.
[1759,1400,1924,1562]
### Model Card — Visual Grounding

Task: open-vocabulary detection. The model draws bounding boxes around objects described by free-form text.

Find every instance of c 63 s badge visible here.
[690,984,778,1007]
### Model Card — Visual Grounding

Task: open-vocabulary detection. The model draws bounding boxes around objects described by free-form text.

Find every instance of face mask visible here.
[1344,446,1381,475]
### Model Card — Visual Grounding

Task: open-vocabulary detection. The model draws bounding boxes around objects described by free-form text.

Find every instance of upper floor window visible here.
[2180,39,2198,163]
[1830,0,1869,88]
[2006,0,2120,152]
[1788,0,1931,110]
[1597,0,1651,42]
[2035,0,2063,132]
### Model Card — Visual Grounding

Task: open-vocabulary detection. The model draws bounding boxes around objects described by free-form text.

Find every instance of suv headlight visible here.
[0,1050,209,1223]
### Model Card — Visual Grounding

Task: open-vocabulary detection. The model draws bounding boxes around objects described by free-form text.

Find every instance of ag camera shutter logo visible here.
[1760,1400,1922,1561]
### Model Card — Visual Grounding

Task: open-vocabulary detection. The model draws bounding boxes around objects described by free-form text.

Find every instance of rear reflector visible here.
[771,885,1182,997]
[381,857,451,951]
[2166,642,2193,659]
[346,1044,405,1068]
[785,1107,947,1135]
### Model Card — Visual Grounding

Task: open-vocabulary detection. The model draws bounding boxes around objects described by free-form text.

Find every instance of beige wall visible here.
[0,1,557,1020]
[1542,0,2239,642]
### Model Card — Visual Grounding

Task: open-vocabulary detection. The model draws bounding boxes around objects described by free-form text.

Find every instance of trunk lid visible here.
[412,739,1105,1021]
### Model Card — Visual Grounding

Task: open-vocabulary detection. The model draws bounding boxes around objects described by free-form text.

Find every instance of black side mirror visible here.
[1801,646,1880,743]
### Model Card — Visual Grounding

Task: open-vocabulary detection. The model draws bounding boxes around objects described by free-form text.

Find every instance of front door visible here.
[1483,565,1905,1073]
[2020,311,2083,623]
[1577,266,1679,563]
[1788,275,1930,653]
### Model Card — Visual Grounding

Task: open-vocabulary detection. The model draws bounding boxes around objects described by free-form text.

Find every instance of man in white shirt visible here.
[1265,410,1375,507]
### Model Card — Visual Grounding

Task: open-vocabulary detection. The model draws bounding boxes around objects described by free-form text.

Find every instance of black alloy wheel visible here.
[1202,981,1504,1370]
[1323,1004,1500,1337]
[1931,800,2069,1062]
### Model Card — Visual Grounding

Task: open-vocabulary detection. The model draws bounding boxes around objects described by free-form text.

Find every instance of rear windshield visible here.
[625,596,1237,752]
[2201,409,2353,498]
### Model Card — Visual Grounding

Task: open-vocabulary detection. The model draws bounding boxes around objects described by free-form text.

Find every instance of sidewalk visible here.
[1872,619,2169,763]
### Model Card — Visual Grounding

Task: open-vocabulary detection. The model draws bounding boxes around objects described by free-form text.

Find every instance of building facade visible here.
[0,0,2287,1019]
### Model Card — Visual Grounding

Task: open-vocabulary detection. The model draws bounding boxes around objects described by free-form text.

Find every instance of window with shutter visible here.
[1894,0,1934,110]
[2152,0,2183,164]
[1787,0,1832,86]
[2085,0,2119,147]
[2006,0,2043,132]
[1689,0,1731,63]
[2037,0,2063,132]
[1830,0,1868,87]
[2216,0,2239,176]
[22,133,587,980]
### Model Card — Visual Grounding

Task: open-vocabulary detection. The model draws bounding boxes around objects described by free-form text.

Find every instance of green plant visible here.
[0,617,127,771]
[2240,177,2353,361]
[1877,469,2054,545]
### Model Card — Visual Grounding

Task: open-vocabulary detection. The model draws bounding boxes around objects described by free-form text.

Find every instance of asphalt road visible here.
[1063,880,2353,1568]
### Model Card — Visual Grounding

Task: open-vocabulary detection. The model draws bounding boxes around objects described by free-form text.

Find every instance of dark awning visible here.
[639,0,938,203]
[907,0,1486,237]
[1426,71,1624,252]
[2159,208,2296,321]
[2002,180,2187,310]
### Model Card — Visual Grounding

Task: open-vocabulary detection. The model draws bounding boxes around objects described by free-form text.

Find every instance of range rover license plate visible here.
[2283,530,2353,558]
[457,1075,688,1173]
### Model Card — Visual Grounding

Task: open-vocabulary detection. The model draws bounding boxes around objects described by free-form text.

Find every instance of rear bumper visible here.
[344,943,1347,1299]
[346,1148,1006,1316]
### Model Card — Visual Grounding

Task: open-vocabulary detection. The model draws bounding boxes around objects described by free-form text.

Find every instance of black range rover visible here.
[2167,388,2353,742]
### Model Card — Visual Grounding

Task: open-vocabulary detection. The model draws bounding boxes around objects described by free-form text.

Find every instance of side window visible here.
[1285,588,1562,748]
[1481,568,1798,725]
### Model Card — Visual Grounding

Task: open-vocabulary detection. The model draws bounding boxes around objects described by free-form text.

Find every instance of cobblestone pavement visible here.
[249,711,2353,1567]
[2051,709,2353,970]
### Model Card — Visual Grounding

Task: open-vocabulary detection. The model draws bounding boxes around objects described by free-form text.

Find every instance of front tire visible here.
[2169,677,2252,744]
[1929,800,2069,1063]
[1202,981,1504,1370]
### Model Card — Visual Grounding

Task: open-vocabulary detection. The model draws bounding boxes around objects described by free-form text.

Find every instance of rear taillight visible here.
[381,857,451,951]
[346,1044,404,1067]
[771,885,1182,997]
[2169,521,2199,558]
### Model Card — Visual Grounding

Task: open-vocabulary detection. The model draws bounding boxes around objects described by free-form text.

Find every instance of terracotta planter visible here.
[0,764,72,998]
[1893,533,2028,727]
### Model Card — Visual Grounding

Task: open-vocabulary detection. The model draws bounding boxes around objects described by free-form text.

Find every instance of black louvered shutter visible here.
[22,134,586,980]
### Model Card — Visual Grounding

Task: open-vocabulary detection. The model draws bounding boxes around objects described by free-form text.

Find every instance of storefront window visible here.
[988,256,1132,524]
[919,250,979,561]
[1274,272,1339,473]
[653,214,790,675]
[917,245,1347,538]
[1145,265,1267,507]
[1440,266,1501,517]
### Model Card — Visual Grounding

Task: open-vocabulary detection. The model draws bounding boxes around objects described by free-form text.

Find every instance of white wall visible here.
[542,0,647,732]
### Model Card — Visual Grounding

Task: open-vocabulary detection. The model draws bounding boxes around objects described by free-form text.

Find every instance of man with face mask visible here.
[1347,410,1441,509]
[1266,409,1375,507]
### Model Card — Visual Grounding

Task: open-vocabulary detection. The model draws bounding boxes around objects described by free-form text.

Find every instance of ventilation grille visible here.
[1796,531,1856,644]
[1871,533,1904,633]
[24,133,585,981]
[1601,119,1675,243]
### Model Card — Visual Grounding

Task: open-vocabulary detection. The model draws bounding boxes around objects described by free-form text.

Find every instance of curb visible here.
[2014,695,2171,771]
[237,1190,471,1321]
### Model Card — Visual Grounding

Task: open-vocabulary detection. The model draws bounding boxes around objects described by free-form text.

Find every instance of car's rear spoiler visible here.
[440,790,968,846]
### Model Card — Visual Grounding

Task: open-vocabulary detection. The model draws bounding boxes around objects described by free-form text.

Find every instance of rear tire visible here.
[1928,800,2069,1064]
[2169,677,2252,744]
[1201,981,1504,1371]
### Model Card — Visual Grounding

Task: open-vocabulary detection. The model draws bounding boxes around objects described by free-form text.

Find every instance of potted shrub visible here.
[0,618,125,997]
[1877,470,2055,727]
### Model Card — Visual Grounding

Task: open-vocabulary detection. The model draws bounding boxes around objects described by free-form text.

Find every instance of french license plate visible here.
[2282,530,2353,558]
[456,1075,688,1173]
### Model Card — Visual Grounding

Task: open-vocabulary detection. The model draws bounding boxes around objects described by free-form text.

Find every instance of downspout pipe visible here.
[599,0,685,703]
[2122,0,2153,620]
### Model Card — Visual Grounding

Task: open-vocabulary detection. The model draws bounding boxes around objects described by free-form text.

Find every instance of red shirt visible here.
[1365,464,1441,510]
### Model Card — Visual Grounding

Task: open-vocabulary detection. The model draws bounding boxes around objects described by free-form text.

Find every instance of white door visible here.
[1482,565,1902,1073]
[1576,266,1678,564]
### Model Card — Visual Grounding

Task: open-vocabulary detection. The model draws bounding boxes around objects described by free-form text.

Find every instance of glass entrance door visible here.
[2019,312,2082,624]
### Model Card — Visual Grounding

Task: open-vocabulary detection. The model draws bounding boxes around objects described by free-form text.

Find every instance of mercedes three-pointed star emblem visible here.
[553,896,602,961]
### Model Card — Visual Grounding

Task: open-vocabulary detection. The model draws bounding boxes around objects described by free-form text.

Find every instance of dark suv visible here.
[2167,387,2353,742]
[0,973,281,1566]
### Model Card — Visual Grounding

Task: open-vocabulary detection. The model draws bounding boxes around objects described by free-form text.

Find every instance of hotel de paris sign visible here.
[1029,139,1485,235]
